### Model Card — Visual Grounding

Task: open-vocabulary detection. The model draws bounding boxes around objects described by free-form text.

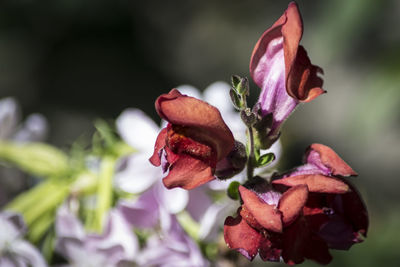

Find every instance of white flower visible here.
[0,211,47,267]
[0,97,48,142]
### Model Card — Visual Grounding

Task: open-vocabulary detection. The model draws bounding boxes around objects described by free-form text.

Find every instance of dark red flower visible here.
[224,144,368,265]
[149,89,235,190]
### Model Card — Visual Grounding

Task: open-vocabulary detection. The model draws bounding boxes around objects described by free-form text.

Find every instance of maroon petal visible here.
[155,89,234,160]
[239,186,282,233]
[259,235,282,262]
[278,185,308,226]
[334,180,369,238]
[162,154,215,190]
[149,127,168,166]
[273,174,349,194]
[224,215,262,261]
[282,217,332,265]
[308,144,357,177]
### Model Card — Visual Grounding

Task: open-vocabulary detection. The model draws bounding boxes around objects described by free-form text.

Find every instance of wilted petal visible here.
[117,108,159,153]
[162,154,215,190]
[224,215,261,261]
[239,186,282,232]
[273,174,349,194]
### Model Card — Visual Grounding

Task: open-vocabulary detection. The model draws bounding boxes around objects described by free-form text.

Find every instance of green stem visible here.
[92,156,115,232]
[247,126,255,180]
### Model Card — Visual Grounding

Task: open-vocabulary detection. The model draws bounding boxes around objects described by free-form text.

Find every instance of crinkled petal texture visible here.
[250,2,324,134]
[150,89,234,190]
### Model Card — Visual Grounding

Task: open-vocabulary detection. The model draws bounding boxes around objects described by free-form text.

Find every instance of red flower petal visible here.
[224,215,262,261]
[162,154,215,190]
[273,174,349,194]
[336,180,369,237]
[309,143,357,177]
[278,185,308,226]
[239,186,282,233]
[282,217,332,265]
[149,128,168,166]
[259,234,282,262]
[155,89,234,161]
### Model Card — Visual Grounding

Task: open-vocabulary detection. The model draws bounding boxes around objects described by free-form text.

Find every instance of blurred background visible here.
[0,0,399,266]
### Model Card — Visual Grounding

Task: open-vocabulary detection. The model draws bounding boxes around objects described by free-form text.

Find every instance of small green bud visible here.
[227,181,241,200]
[257,153,275,167]
[229,88,242,110]
[231,75,249,96]
[231,75,241,89]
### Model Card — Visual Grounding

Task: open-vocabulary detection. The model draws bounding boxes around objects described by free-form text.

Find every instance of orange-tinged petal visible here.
[239,186,282,233]
[149,128,168,166]
[273,174,349,194]
[309,144,357,177]
[162,154,215,190]
[278,185,308,226]
[155,89,234,160]
[224,215,262,261]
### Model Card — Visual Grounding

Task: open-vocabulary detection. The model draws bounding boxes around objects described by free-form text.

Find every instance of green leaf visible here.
[227,181,241,200]
[257,153,275,167]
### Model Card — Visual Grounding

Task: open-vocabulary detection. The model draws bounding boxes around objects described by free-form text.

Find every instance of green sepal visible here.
[227,181,241,200]
[231,75,249,96]
[256,153,275,167]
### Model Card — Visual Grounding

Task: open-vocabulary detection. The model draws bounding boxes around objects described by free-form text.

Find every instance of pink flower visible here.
[150,89,235,190]
[250,2,325,142]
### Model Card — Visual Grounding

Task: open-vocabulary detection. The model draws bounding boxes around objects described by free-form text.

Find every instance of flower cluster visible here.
[149,1,368,265]
[0,1,368,266]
